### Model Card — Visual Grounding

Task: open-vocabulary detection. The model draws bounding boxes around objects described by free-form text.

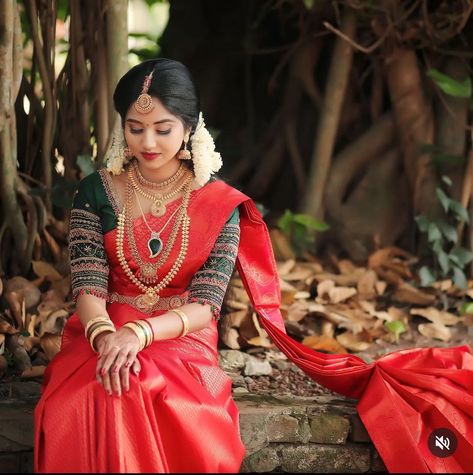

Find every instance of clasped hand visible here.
[94,327,142,397]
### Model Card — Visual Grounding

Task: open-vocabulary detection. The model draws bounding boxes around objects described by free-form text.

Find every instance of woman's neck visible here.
[136,158,182,184]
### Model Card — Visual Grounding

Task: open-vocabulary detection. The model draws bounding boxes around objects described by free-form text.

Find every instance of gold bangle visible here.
[89,325,116,352]
[86,321,114,340]
[135,320,153,348]
[123,322,147,351]
[171,308,189,338]
[85,315,112,338]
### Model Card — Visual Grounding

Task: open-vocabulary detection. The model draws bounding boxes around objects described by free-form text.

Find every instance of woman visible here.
[34,58,473,473]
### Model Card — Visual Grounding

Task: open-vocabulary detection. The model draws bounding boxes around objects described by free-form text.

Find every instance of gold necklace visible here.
[132,159,185,189]
[126,185,182,284]
[116,177,192,310]
[128,167,190,217]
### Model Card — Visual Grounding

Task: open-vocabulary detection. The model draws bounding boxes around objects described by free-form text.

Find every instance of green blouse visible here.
[69,170,240,320]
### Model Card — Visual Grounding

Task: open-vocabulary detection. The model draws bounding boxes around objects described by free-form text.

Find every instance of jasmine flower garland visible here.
[190,112,223,188]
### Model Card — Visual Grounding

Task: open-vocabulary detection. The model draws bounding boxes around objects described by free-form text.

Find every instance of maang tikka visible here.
[134,70,155,114]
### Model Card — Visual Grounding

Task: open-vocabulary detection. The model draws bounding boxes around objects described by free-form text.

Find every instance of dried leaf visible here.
[220,327,241,349]
[283,268,314,282]
[21,365,46,378]
[286,300,309,323]
[336,331,370,352]
[247,336,273,348]
[375,281,387,295]
[302,335,348,354]
[337,259,358,275]
[356,270,378,299]
[417,323,452,342]
[0,334,4,355]
[393,282,436,305]
[40,333,62,360]
[277,259,296,276]
[37,309,68,337]
[431,279,453,291]
[317,280,357,304]
[226,310,249,328]
[410,307,459,326]
[294,291,311,299]
[18,335,41,352]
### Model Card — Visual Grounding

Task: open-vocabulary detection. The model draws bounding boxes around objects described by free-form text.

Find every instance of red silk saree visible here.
[34,178,473,473]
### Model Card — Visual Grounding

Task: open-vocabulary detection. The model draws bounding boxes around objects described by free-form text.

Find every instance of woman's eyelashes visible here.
[129,128,172,135]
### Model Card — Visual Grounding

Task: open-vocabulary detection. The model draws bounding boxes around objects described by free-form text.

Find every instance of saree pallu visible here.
[34,179,473,473]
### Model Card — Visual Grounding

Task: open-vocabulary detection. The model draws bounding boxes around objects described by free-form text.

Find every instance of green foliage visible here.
[460,302,473,314]
[415,176,473,289]
[427,68,472,98]
[384,320,406,343]
[277,209,329,257]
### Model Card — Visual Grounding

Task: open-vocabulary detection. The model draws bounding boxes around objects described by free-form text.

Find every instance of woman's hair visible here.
[113,58,200,132]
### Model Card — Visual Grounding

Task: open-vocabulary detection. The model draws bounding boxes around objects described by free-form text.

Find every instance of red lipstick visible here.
[141,152,160,160]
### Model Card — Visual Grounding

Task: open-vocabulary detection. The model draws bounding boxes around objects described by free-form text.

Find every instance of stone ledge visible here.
[0,384,386,473]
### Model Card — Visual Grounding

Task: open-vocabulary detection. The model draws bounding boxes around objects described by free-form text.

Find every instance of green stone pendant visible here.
[148,232,163,258]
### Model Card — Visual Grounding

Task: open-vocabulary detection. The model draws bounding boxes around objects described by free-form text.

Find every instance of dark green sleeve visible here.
[69,172,109,301]
[187,206,240,320]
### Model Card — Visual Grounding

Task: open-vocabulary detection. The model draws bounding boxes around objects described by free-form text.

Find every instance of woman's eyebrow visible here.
[126,118,175,125]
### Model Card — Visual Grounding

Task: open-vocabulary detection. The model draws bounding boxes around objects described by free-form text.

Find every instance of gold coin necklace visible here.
[128,166,190,217]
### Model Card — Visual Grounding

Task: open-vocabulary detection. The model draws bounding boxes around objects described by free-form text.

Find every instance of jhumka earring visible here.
[177,134,192,160]
[134,71,155,114]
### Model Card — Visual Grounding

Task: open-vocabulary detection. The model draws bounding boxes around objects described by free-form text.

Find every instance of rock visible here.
[218,349,249,372]
[279,444,371,473]
[309,412,350,444]
[228,371,246,388]
[243,358,272,377]
[233,387,249,394]
[272,360,291,371]
[241,446,280,473]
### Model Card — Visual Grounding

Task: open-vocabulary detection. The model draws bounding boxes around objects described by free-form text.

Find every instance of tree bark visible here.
[384,48,438,218]
[302,7,357,220]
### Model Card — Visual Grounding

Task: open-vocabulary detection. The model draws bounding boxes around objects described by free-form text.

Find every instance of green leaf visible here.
[460,302,473,314]
[277,210,294,234]
[453,266,468,289]
[384,320,406,343]
[449,247,473,266]
[437,221,458,243]
[435,187,450,213]
[76,154,96,177]
[414,215,430,232]
[303,0,316,9]
[292,214,329,231]
[436,248,450,274]
[449,200,469,223]
[427,222,442,242]
[441,175,453,187]
[427,69,472,98]
[419,266,436,287]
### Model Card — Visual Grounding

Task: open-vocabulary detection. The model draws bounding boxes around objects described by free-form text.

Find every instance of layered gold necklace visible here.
[116,166,192,309]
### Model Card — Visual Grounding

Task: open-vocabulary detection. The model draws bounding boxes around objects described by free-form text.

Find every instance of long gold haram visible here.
[125,180,187,284]
[116,176,192,310]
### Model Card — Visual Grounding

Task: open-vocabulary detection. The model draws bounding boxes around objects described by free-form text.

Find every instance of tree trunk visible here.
[384,48,439,219]
[302,7,357,220]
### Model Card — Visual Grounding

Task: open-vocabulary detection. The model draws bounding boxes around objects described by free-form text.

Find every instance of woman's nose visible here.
[142,129,156,150]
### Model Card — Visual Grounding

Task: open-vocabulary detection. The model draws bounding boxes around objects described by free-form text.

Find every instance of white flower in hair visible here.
[104,120,129,175]
[191,112,223,188]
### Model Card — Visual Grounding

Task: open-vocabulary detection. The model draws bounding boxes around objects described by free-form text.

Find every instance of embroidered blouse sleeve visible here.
[187,206,240,320]
[69,173,109,302]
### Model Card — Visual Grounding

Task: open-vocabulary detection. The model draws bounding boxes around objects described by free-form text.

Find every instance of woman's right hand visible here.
[94,328,142,397]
